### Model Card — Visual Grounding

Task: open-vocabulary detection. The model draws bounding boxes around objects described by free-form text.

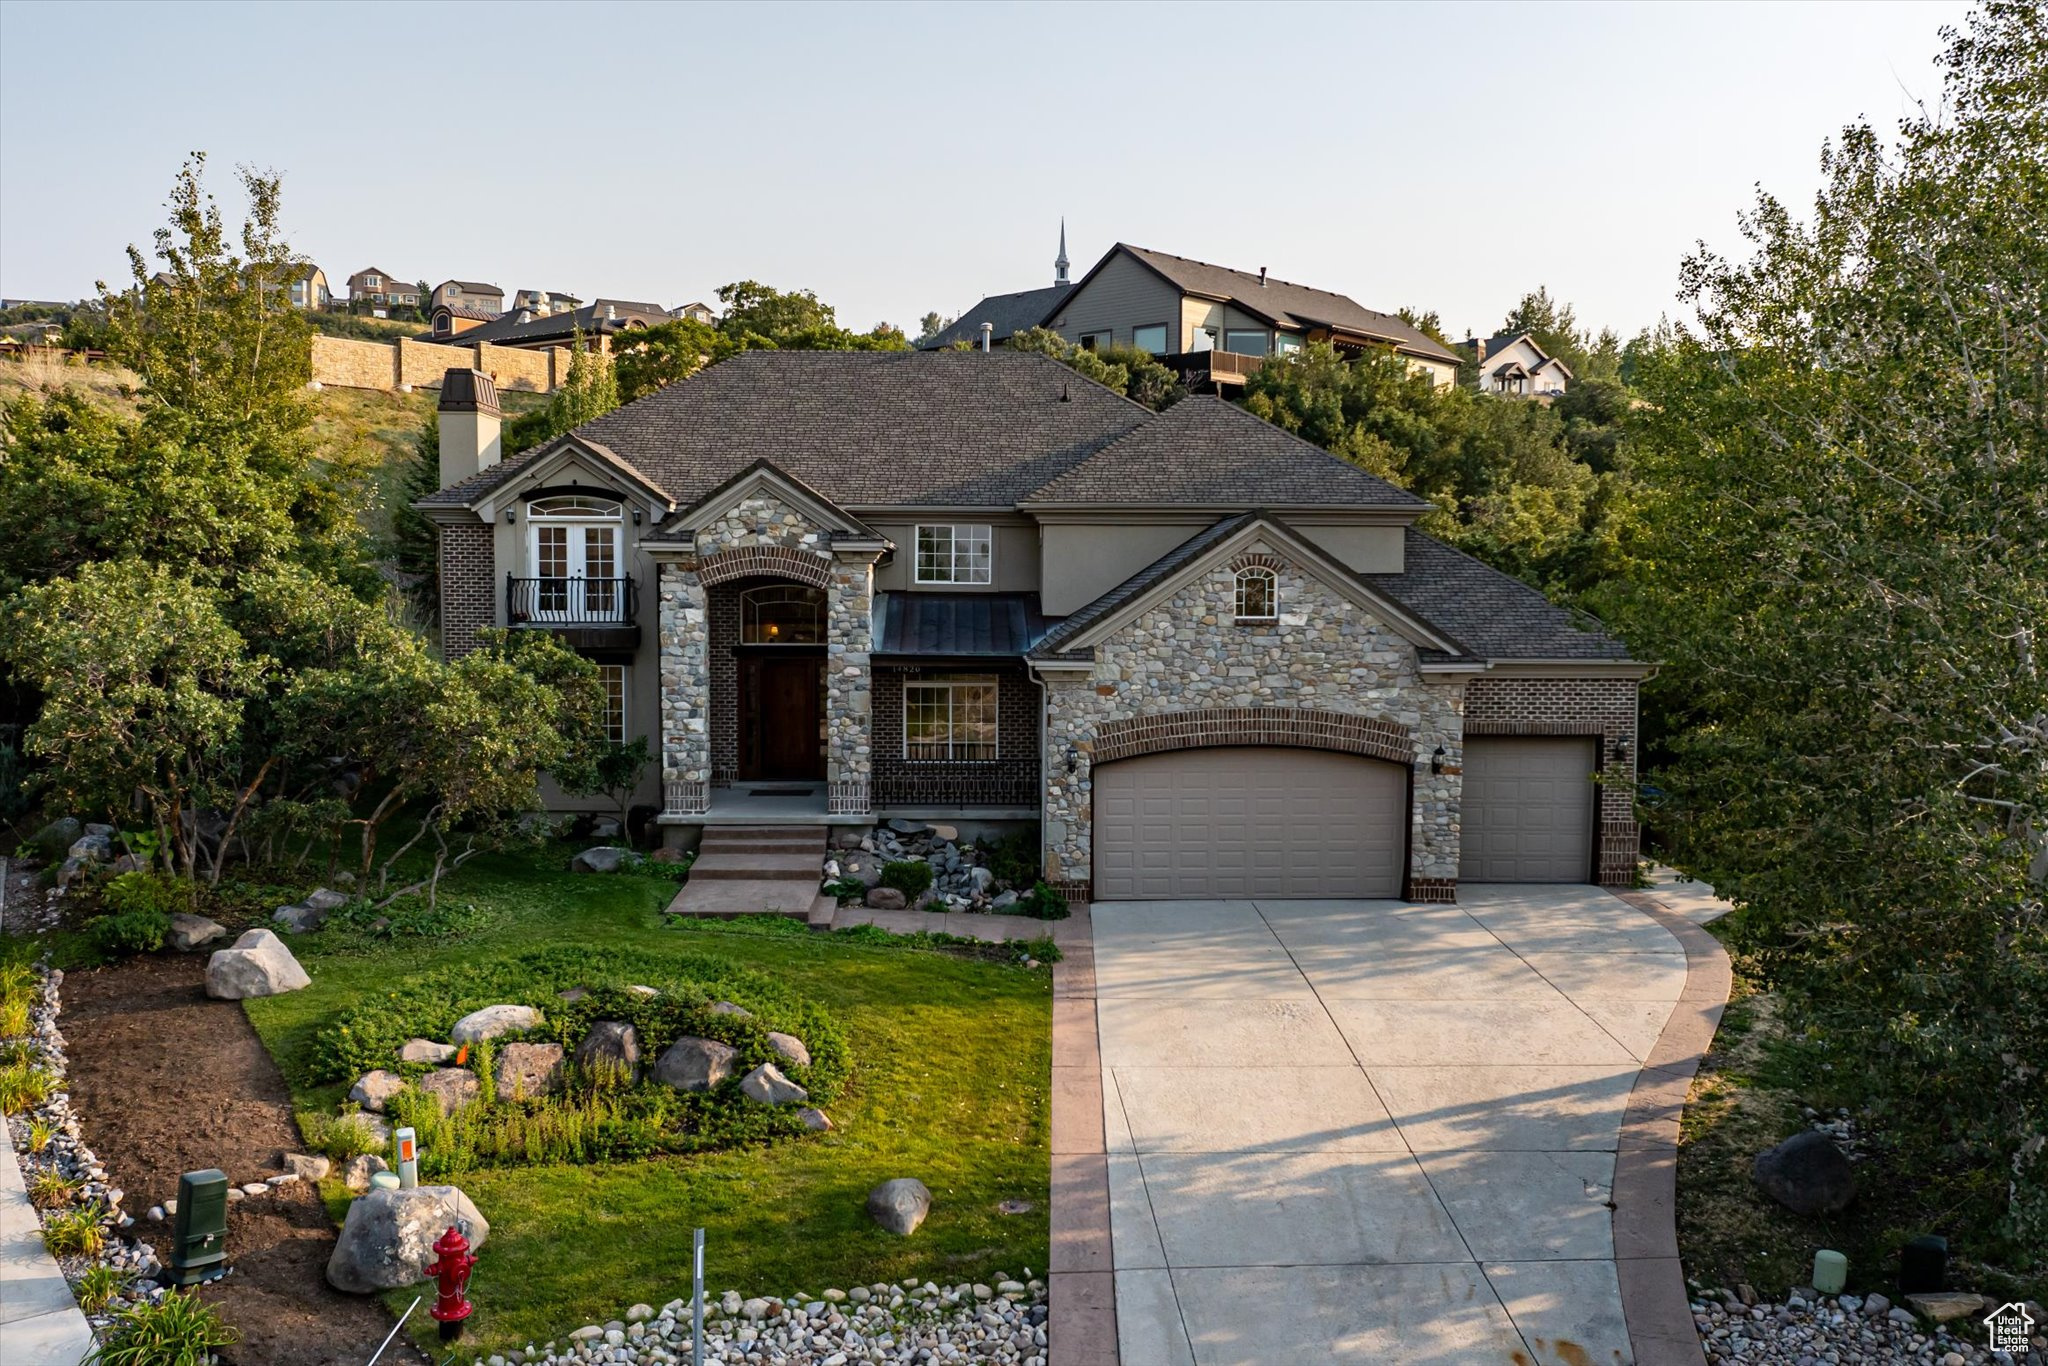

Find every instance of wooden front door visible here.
[739,652,823,781]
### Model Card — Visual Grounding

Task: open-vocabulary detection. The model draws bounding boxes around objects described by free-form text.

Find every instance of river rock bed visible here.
[1692,1285,2044,1364]
[470,1278,1048,1366]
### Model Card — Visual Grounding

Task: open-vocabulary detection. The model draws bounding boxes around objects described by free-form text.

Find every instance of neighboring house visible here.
[512,288,584,315]
[417,352,1647,903]
[429,304,500,339]
[284,265,331,309]
[421,297,669,351]
[1465,331,1574,398]
[347,267,422,311]
[920,223,1075,351]
[670,301,718,325]
[432,280,505,313]
[1044,244,1463,390]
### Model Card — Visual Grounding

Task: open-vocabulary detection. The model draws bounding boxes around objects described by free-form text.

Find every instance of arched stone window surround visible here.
[694,545,832,589]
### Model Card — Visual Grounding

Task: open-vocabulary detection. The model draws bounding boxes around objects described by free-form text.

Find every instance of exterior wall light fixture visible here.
[503,507,516,524]
[1064,744,1081,776]
[1431,746,1446,775]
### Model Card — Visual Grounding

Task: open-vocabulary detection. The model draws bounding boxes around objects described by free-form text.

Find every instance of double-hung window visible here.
[904,675,998,761]
[596,663,627,743]
[915,524,992,584]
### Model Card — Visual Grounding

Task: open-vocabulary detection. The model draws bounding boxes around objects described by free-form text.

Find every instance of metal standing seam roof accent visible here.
[873,592,1054,657]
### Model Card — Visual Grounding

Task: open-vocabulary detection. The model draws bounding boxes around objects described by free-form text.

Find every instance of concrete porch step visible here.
[665,881,836,923]
[700,836,828,855]
[686,851,824,881]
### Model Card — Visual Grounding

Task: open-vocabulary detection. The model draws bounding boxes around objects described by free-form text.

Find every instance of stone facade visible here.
[825,551,878,814]
[438,520,495,660]
[1465,675,1640,887]
[1039,550,1465,895]
[656,559,713,813]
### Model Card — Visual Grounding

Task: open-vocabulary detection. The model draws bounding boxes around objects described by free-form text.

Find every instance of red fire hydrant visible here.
[424,1225,476,1342]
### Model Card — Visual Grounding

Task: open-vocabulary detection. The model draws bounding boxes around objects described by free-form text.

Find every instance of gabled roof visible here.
[1065,244,1461,365]
[1466,331,1574,381]
[430,432,675,517]
[437,279,503,295]
[920,284,1074,350]
[654,457,879,543]
[440,298,670,347]
[1029,514,1260,658]
[348,266,406,284]
[1024,396,1428,508]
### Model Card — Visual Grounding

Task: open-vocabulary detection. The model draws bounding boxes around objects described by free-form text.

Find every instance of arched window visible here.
[1234,567,1278,622]
[741,584,825,644]
[527,495,622,520]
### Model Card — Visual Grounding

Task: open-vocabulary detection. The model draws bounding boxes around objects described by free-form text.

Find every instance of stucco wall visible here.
[1040,548,1464,892]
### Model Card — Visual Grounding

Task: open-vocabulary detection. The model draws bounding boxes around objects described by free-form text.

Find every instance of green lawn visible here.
[241,848,1051,1353]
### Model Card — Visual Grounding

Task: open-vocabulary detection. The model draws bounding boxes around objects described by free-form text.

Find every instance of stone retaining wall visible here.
[311,335,574,394]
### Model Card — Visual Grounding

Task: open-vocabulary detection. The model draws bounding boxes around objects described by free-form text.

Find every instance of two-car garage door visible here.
[1091,737,1599,900]
[1093,747,1406,900]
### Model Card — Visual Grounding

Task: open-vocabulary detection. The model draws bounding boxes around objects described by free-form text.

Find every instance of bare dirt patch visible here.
[61,952,427,1366]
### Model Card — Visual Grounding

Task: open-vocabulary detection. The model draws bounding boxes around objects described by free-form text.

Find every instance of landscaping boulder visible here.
[55,856,92,891]
[886,819,928,836]
[341,1154,390,1193]
[864,887,907,911]
[283,1153,331,1182]
[205,929,312,999]
[450,1004,543,1044]
[707,1001,752,1019]
[167,913,226,951]
[796,1107,833,1133]
[29,816,81,860]
[866,1178,931,1236]
[652,1036,739,1092]
[649,846,689,865]
[576,1021,641,1082]
[334,1112,391,1149]
[417,1068,481,1116]
[766,1031,811,1068]
[1753,1131,1856,1215]
[273,901,330,934]
[68,829,114,862]
[326,1184,489,1294]
[349,1070,407,1113]
[1905,1292,1988,1323]
[398,1038,456,1065]
[968,866,995,895]
[991,890,1020,911]
[571,846,629,874]
[739,1062,808,1105]
[591,816,624,839]
[493,1042,565,1102]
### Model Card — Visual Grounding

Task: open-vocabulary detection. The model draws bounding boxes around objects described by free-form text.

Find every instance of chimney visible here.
[437,368,501,488]
[980,321,993,352]
[605,303,617,321]
[1258,266,1267,287]
[1472,336,1487,363]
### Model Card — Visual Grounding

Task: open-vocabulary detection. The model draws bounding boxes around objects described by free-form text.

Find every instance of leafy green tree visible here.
[611,316,722,403]
[391,411,441,626]
[1498,286,1592,379]
[1615,0,2047,1258]
[715,280,837,340]
[504,335,622,455]
[1005,327,1183,410]
[915,311,951,345]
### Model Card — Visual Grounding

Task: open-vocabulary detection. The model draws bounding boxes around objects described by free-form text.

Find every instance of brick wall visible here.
[438,520,495,659]
[1465,676,1640,886]
[708,582,740,785]
[873,665,1039,808]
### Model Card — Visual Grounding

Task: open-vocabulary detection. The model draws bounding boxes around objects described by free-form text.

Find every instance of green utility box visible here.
[167,1168,229,1285]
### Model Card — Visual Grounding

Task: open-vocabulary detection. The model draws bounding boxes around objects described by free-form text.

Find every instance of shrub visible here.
[29,1168,82,1208]
[822,876,866,904]
[0,1061,55,1113]
[0,1039,33,1066]
[74,1263,129,1315]
[84,909,169,957]
[0,996,29,1038]
[878,860,933,896]
[102,870,188,918]
[41,1204,105,1257]
[87,1290,236,1365]
[985,827,1040,890]
[27,1118,56,1152]
[1014,882,1071,920]
[0,958,37,1008]
[298,1110,386,1162]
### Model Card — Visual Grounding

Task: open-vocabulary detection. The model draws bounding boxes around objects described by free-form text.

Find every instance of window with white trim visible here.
[914,524,992,584]
[1132,323,1169,355]
[597,663,627,743]
[1234,566,1278,621]
[904,674,998,761]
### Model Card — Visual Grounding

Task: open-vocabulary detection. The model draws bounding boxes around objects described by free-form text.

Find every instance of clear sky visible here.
[0,0,1967,341]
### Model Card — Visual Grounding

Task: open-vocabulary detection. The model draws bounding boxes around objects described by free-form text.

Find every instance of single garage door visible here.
[1093,747,1406,900]
[1459,736,1596,883]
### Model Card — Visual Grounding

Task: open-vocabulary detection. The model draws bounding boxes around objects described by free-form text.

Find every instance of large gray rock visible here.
[652,1036,739,1092]
[707,1001,752,1019]
[283,1152,331,1182]
[968,866,995,895]
[167,912,226,951]
[576,1021,641,1082]
[766,1032,811,1068]
[341,1153,390,1192]
[205,929,312,999]
[864,887,907,911]
[417,1068,481,1116]
[493,1042,564,1102]
[739,1063,808,1106]
[273,901,330,933]
[326,1185,489,1293]
[571,846,629,874]
[1753,1131,1856,1216]
[29,816,81,859]
[450,1004,543,1044]
[397,1038,456,1065]
[304,888,349,912]
[866,1178,931,1236]
[349,1070,407,1113]
[67,830,113,862]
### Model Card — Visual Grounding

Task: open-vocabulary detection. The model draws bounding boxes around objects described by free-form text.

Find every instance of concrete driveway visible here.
[1091,886,1693,1366]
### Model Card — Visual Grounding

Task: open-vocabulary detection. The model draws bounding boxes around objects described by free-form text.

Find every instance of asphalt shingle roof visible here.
[920,284,1074,350]
[1024,396,1428,507]
[1364,530,1630,660]
[1116,245,1461,365]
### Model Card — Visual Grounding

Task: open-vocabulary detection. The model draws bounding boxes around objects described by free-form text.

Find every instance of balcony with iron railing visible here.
[506,574,640,646]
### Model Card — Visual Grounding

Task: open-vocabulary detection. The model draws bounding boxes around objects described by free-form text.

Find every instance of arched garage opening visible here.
[1092,746,1409,900]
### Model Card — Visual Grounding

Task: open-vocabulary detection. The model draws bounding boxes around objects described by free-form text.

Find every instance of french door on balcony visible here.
[528,522,620,621]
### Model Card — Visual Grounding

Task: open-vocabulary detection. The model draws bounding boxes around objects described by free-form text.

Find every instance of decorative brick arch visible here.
[694,544,832,589]
[1092,707,1416,769]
